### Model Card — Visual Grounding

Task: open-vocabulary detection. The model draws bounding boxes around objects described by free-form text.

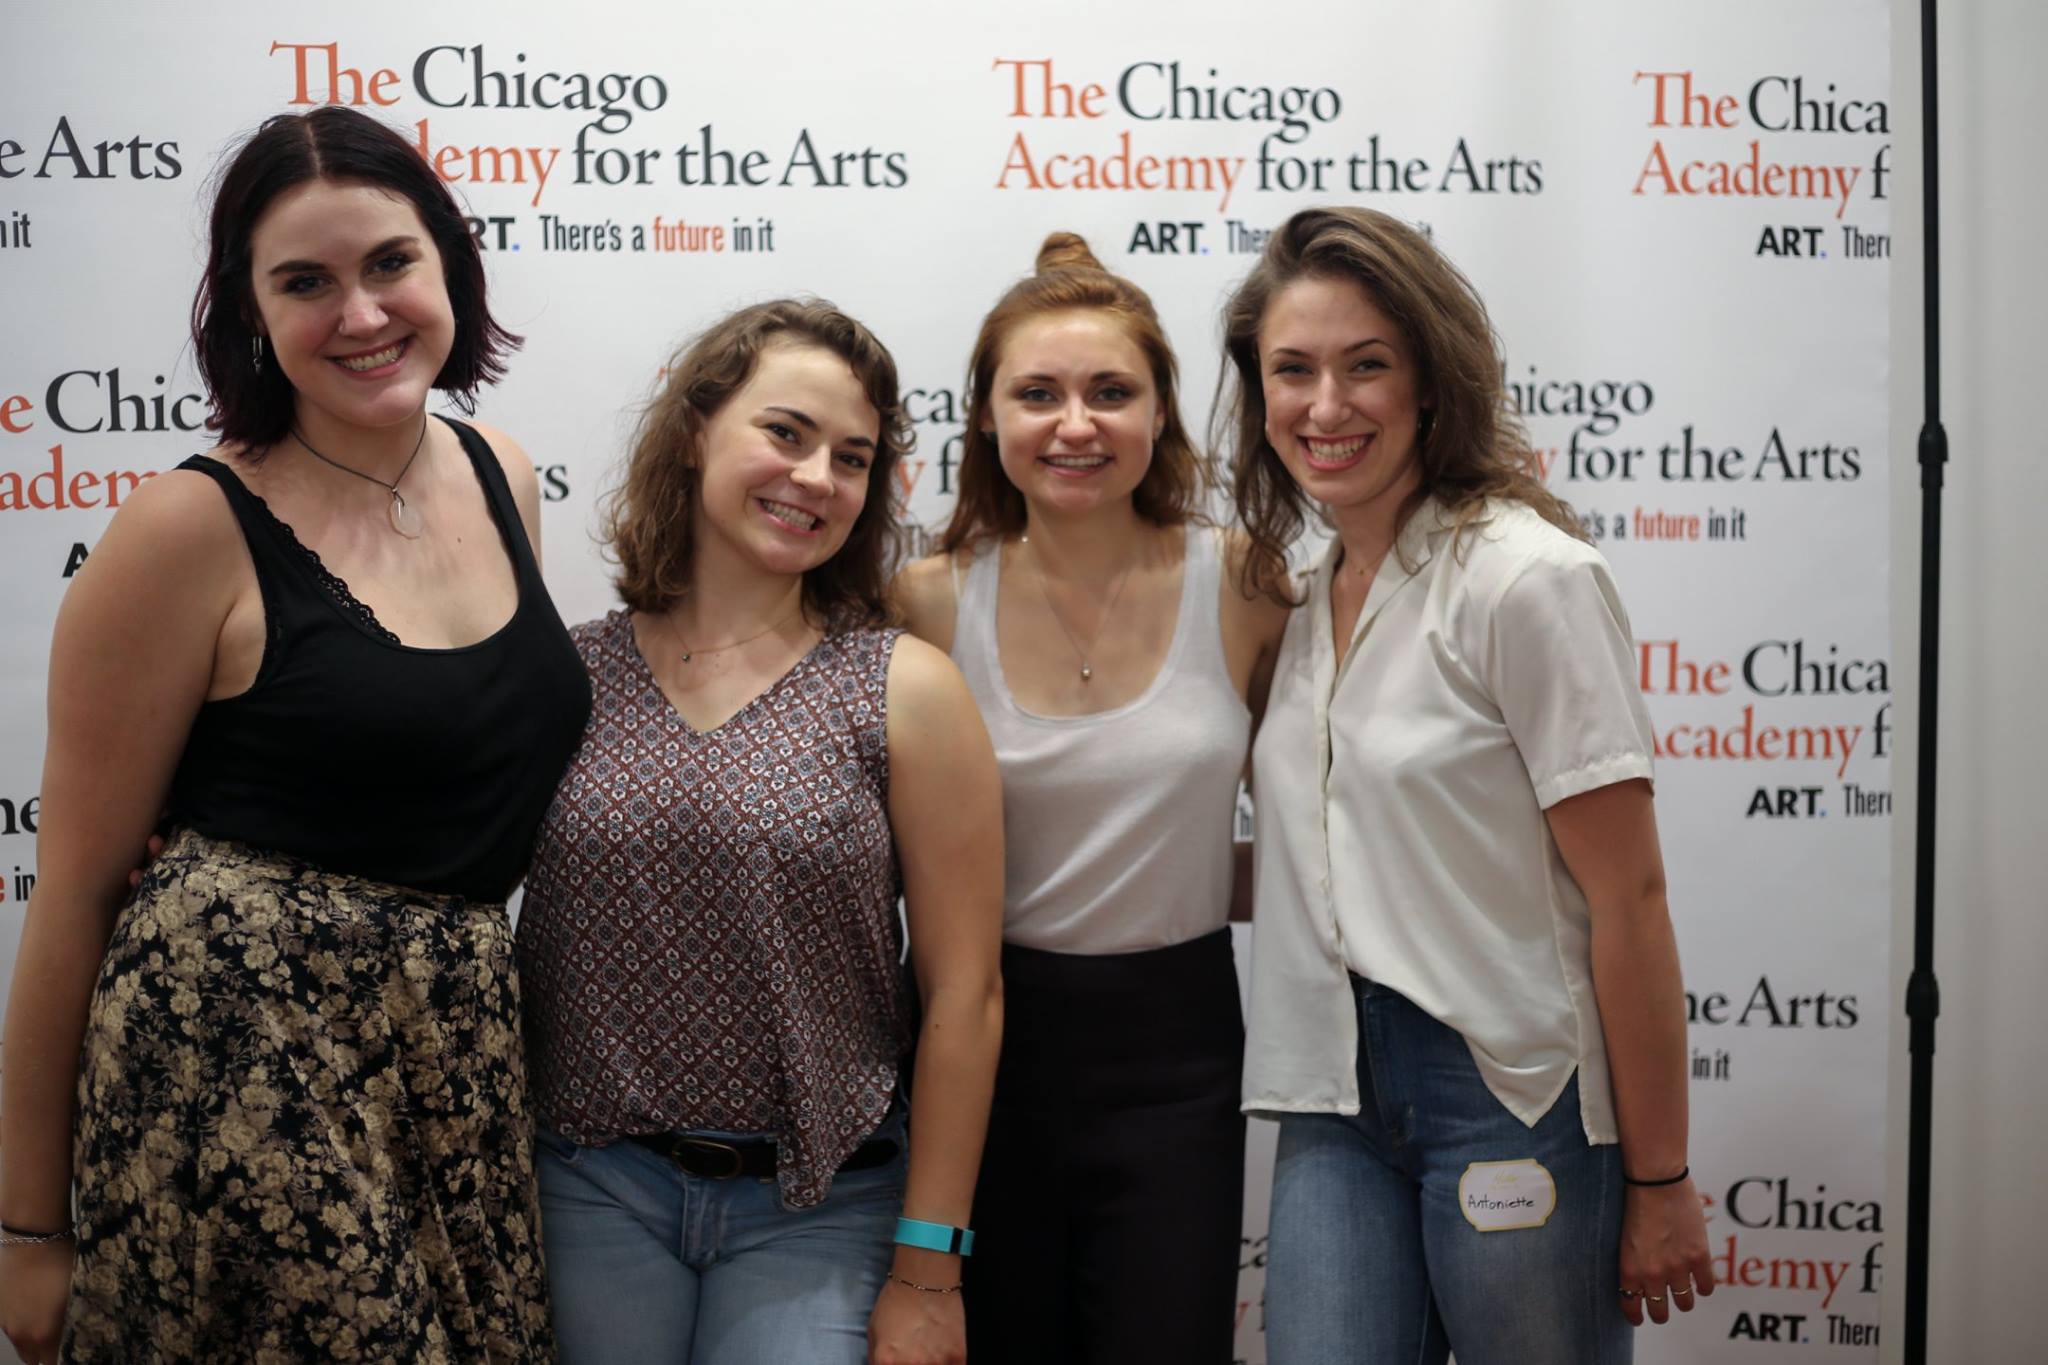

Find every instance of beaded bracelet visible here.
[888,1272,964,1295]
[0,1220,76,1247]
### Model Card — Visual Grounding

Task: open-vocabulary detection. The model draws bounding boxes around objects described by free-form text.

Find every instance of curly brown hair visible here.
[603,299,910,628]
[936,232,1206,555]
[1216,207,1582,603]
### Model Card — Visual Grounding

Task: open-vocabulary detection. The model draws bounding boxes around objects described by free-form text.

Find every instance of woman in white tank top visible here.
[893,233,1288,1364]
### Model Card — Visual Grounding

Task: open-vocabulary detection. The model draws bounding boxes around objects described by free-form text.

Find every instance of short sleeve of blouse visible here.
[1478,545,1655,808]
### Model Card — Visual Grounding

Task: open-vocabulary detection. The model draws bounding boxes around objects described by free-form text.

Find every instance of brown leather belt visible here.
[627,1131,899,1181]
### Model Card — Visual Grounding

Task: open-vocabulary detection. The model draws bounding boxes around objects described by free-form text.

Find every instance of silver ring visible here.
[1674,1284,1696,1296]
[1617,1288,1640,1298]
[1645,1294,1665,1303]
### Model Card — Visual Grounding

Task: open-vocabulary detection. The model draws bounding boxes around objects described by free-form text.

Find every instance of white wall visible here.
[1881,2,2048,1360]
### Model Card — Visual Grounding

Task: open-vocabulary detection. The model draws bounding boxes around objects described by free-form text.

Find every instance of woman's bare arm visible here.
[869,635,1003,1365]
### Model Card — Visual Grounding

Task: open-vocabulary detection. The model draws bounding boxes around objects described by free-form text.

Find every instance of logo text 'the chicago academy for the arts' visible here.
[1632,70,1889,219]
[270,41,910,207]
[991,57,1541,212]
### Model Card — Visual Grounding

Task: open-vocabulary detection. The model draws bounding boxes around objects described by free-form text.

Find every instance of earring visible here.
[1418,408,1436,442]
[251,336,265,373]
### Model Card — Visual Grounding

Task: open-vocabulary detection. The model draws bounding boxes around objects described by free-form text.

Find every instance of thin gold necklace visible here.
[1019,533,1140,683]
[661,603,804,664]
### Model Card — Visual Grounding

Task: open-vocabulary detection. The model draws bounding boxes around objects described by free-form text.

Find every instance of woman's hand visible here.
[867,1276,966,1365]
[125,832,166,892]
[1,1238,76,1364]
[1618,1177,1715,1326]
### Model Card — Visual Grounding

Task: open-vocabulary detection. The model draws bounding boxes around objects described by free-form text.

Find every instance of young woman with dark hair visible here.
[517,300,1003,1365]
[894,233,1287,1364]
[0,104,588,1363]
[1224,206,1714,1365]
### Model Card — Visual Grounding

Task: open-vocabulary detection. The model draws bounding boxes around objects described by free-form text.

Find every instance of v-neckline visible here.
[622,610,830,737]
[1314,506,1446,689]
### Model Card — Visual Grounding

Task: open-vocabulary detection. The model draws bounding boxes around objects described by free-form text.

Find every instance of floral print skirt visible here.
[64,828,556,1363]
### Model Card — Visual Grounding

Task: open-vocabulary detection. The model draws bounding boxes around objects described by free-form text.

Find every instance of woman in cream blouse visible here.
[1224,206,1713,1365]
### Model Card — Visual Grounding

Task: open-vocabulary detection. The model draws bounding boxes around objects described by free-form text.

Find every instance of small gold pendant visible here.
[1080,664,1092,681]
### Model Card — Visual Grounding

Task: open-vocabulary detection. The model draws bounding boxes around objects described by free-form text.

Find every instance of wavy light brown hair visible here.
[937,232,1205,554]
[1217,206,1582,603]
[604,299,910,628]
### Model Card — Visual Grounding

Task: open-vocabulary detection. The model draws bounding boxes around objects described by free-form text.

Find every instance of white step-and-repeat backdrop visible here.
[2,3,1891,1359]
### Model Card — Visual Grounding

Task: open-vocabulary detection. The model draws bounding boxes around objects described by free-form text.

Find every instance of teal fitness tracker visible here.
[894,1216,975,1256]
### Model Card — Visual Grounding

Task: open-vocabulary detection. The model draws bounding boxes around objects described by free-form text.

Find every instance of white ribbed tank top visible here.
[950,525,1250,954]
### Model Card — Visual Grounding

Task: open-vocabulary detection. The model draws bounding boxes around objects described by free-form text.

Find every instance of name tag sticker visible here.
[1459,1159,1556,1231]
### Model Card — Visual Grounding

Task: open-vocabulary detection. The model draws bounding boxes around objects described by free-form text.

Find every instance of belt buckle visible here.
[677,1137,746,1180]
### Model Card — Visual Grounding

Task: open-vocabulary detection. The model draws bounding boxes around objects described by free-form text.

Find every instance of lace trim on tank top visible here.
[239,484,402,645]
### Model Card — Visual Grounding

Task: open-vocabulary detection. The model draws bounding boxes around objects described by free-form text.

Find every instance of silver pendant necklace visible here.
[292,416,430,539]
[1020,533,1139,683]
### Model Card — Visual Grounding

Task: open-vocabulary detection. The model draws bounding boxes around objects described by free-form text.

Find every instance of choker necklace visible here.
[293,416,430,539]
[663,604,804,664]
[1020,533,1139,683]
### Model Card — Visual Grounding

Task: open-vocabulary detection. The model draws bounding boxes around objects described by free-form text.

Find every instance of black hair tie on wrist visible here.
[1624,1165,1690,1188]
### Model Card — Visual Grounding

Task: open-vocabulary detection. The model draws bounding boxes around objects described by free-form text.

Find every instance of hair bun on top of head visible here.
[1035,231,1105,275]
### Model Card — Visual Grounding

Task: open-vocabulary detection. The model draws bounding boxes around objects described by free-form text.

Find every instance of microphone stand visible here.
[1902,0,1946,1358]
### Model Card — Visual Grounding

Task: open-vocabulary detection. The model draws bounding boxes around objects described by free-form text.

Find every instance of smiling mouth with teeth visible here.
[335,340,408,372]
[1301,434,1370,467]
[1042,455,1110,468]
[758,498,822,531]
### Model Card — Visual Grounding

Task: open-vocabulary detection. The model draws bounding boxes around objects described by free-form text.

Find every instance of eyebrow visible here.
[265,235,422,277]
[763,405,875,450]
[1267,338,1394,359]
[1012,370,1142,384]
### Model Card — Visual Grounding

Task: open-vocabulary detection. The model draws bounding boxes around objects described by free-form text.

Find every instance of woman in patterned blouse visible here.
[515,301,1003,1365]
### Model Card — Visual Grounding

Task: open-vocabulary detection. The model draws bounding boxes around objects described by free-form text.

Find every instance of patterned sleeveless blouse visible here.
[517,610,913,1208]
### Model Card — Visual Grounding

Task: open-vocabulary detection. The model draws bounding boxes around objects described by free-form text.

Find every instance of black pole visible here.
[1904,0,1945,1358]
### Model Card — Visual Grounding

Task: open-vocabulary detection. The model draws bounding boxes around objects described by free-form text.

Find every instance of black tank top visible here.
[165,417,592,901]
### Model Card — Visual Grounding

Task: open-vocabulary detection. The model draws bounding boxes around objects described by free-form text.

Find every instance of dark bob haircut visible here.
[190,105,519,453]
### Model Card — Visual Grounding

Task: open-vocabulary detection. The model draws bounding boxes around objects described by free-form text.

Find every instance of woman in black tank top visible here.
[0,107,588,1365]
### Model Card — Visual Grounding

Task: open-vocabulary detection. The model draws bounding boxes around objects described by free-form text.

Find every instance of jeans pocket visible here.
[828,1132,910,1209]
[534,1125,588,1169]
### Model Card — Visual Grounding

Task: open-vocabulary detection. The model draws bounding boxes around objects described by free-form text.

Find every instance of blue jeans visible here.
[1266,978,1630,1365]
[536,1116,906,1365]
